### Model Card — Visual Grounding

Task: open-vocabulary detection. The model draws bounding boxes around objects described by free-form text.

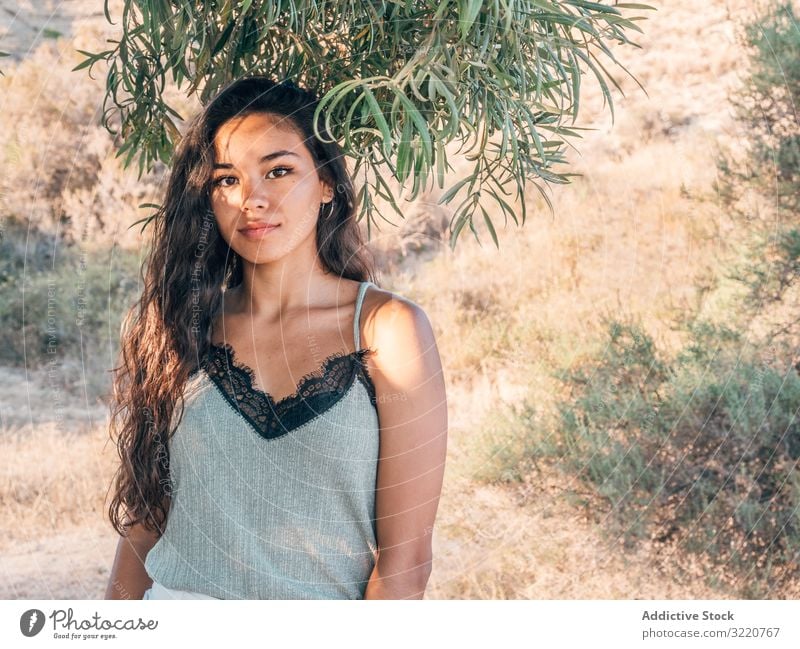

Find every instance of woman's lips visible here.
[238,224,280,240]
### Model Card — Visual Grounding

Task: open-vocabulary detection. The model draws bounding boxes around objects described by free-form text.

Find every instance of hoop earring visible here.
[320,199,335,219]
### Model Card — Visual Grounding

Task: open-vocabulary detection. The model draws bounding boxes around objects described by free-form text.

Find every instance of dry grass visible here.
[0,418,119,598]
[427,470,732,600]
[3,0,798,598]
[0,420,114,550]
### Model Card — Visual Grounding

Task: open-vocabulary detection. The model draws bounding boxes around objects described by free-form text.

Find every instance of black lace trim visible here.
[201,342,377,440]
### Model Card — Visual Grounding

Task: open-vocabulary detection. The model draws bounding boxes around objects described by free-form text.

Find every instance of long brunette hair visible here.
[107,77,376,537]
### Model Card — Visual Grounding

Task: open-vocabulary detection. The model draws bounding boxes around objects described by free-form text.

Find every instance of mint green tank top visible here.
[144,281,380,599]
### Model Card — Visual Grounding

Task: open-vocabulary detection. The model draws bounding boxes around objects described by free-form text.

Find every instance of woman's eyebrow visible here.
[213,150,300,169]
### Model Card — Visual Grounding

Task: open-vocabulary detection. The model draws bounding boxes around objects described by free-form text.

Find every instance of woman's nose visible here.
[240,178,269,211]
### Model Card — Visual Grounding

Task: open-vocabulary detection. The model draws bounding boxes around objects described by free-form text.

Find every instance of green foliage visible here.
[715,1,800,311]
[729,228,800,309]
[732,0,800,217]
[76,0,655,249]
[506,0,800,596]
[0,221,141,373]
[539,317,800,594]
[553,321,671,519]
[462,400,540,484]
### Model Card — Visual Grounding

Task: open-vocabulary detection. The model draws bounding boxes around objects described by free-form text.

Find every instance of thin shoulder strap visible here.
[353,281,372,351]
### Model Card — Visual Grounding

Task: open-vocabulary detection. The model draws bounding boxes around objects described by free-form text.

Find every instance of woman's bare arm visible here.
[104,522,161,600]
[362,294,448,600]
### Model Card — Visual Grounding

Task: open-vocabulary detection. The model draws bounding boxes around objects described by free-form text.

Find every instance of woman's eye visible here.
[267,167,291,179]
[212,168,290,187]
[212,176,237,187]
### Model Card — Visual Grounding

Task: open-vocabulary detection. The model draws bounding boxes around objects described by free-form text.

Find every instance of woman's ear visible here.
[320,176,334,203]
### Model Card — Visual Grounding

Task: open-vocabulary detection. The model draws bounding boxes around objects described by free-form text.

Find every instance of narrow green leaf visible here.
[485,185,516,222]
[439,176,472,205]
[396,111,415,183]
[393,89,433,161]
[435,137,447,189]
[212,21,236,56]
[613,3,658,10]
[449,213,468,250]
[459,0,483,40]
[449,195,478,250]
[481,203,499,249]
[566,0,621,15]
[363,87,393,160]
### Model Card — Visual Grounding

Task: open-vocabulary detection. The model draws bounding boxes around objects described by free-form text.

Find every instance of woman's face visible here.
[209,111,333,264]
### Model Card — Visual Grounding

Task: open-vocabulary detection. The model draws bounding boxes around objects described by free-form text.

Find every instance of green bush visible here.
[715,1,800,312]
[463,0,800,598]
[539,318,800,596]
[0,220,141,385]
[461,400,539,485]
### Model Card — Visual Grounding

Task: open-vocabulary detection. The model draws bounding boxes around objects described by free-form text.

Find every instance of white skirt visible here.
[143,580,219,600]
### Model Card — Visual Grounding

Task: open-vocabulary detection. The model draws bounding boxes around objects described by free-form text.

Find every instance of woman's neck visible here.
[224,271,353,320]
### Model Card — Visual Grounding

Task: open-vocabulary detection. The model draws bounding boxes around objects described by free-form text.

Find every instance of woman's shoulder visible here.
[363,281,427,320]
[359,281,444,414]
[361,282,435,353]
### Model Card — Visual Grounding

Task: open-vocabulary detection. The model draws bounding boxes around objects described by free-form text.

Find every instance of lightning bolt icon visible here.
[28,612,38,632]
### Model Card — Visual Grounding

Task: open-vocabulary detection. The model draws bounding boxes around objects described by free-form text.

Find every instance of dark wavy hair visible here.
[107,76,376,537]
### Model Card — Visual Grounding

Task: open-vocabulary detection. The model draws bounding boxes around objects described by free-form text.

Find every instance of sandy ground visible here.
[1,525,114,599]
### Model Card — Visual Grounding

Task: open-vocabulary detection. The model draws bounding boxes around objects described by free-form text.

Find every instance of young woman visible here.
[104,77,448,600]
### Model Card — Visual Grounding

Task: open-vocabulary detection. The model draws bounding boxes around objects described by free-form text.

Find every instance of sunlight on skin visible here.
[362,295,448,599]
[209,110,448,599]
[209,112,334,314]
